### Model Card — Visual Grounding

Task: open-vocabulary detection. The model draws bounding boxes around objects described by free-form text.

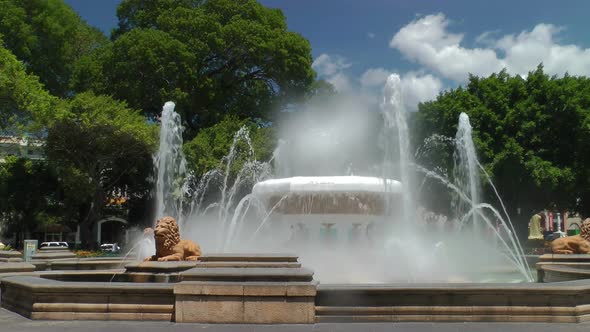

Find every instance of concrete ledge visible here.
[125,261,198,273]
[50,260,131,271]
[538,264,590,283]
[174,281,317,297]
[181,267,314,282]
[193,261,301,269]
[0,251,23,262]
[198,253,298,263]
[0,263,35,273]
[539,254,590,263]
[32,251,77,260]
[0,276,174,321]
[27,258,134,271]
[315,281,590,323]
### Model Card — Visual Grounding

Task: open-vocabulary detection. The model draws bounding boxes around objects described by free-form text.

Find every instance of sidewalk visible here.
[1,308,589,332]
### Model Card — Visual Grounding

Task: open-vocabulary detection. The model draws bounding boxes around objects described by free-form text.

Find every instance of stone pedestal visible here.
[537,254,590,282]
[0,250,23,262]
[174,254,317,324]
[174,281,316,324]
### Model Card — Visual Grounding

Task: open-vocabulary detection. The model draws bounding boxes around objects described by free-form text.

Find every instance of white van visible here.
[100,243,121,253]
[39,242,69,249]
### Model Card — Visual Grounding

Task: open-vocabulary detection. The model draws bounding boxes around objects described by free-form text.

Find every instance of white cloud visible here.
[327,72,352,92]
[312,54,351,77]
[360,68,390,88]
[312,54,353,92]
[368,32,376,39]
[399,72,442,110]
[313,54,442,108]
[361,68,442,111]
[390,13,590,82]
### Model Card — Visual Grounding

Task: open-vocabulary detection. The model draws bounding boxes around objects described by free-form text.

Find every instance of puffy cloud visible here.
[312,54,353,92]
[327,72,352,92]
[314,55,441,108]
[361,68,442,111]
[390,13,590,82]
[399,72,442,110]
[312,54,351,77]
[494,24,590,76]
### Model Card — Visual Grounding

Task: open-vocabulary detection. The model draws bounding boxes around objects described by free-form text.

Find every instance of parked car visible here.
[39,241,68,249]
[100,243,121,253]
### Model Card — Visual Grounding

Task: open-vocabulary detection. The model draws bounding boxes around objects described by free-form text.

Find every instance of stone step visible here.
[539,254,590,262]
[315,314,581,323]
[198,253,298,263]
[181,267,314,282]
[315,305,590,323]
[125,261,198,273]
[0,262,35,273]
[0,251,23,260]
[32,251,77,260]
[194,261,301,268]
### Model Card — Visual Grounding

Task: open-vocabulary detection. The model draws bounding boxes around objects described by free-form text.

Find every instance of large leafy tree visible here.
[71,0,315,136]
[183,115,275,178]
[0,156,62,247]
[0,0,107,97]
[45,93,157,246]
[412,66,590,230]
[0,41,63,134]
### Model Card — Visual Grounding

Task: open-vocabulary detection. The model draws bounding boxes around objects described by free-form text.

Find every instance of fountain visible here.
[12,76,590,325]
[381,74,415,226]
[454,112,482,231]
[145,86,534,283]
[154,101,187,224]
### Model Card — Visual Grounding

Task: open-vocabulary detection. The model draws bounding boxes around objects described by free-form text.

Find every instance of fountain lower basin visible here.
[2,253,589,324]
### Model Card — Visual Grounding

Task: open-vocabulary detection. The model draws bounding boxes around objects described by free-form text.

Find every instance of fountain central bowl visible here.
[252,176,402,215]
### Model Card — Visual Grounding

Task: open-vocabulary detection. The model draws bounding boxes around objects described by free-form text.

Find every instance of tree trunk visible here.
[79,187,105,249]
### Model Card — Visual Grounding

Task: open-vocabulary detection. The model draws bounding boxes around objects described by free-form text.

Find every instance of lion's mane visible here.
[156,216,180,254]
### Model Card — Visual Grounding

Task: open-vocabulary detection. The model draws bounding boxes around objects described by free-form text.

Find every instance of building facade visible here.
[0,136,44,162]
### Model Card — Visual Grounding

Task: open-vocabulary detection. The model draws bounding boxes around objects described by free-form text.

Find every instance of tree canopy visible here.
[183,115,275,178]
[0,41,63,134]
[0,156,62,243]
[71,0,315,136]
[0,0,107,97]
[45,92,157,245]
[412,65,590,219]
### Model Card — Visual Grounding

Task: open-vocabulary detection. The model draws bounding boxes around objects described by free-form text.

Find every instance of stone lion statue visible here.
[551,218,590,254]
[144,216,201,261]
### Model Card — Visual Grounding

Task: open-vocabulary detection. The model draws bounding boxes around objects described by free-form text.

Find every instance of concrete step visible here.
[181,267,314,282]
[198,253,298,263]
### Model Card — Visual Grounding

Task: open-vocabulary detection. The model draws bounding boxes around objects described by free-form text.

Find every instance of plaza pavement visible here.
[1,308,589,332]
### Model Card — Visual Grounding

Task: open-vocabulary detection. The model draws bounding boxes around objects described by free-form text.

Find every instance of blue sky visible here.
[65,0,590,109]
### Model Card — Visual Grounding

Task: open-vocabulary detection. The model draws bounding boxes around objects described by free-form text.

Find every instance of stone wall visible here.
[0,276,174,321]
[316,282,590,323]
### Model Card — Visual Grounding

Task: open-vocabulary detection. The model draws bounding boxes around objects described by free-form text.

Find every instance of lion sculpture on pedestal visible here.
[551,218,590,254]
[144,216,201,261]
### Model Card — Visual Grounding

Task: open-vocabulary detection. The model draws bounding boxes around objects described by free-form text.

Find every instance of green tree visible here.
[0,0,107,97]
[0,41,63,134]
[0,157,62,247]
[45,92,157,246]
[72,0,315,136]
[413,65,590,226]
[183,115,275,178]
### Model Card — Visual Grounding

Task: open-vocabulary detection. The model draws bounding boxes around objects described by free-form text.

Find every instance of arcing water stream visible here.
[148,73,533,282]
